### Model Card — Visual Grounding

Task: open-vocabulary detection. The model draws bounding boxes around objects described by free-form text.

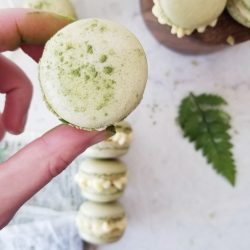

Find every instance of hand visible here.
[0,9,113,229]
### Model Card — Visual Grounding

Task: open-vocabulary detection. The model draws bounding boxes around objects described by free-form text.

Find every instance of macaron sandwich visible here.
[24,0,76,19]
[227,0,250,28]
[84,121,133,159]
[39,18,148,130]
[75,159,128,203]
[76,201,127,245]
[152,0,227,37]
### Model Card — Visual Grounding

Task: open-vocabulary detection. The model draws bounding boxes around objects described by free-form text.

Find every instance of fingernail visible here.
[90,126,116,146]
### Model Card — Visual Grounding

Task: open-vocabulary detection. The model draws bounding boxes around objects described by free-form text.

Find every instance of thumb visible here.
[0,125,114,228]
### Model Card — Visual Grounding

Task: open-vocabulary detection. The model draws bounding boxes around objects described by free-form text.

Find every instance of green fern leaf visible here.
[178,93,236,186]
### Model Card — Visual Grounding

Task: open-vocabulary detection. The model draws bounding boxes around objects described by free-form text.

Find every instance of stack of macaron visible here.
[152,0,250,38]
[38,13,147,246]
[74,121,133,245]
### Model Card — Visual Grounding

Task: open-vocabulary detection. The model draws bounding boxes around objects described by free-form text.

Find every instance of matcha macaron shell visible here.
[76,201,127,245]
[24,0,76,19]
[39,18,148,130]
[84,121,133,159]
[75,159,128,202]
[78,201,125,219]
[152,0,227,37]
[227,0,250,28]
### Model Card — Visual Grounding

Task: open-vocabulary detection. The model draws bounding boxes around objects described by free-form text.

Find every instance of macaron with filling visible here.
[76,201,127,245]
[24,0,76,19]
[152,0,227,38]
[75,159,128,202]
[39,18,148,130]
[84,121,132,159]
[227,0,250,28]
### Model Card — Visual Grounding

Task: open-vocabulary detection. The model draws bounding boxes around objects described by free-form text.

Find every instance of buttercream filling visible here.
[92,132,132,150]
[77,217,127,237]
[75,173,128,193]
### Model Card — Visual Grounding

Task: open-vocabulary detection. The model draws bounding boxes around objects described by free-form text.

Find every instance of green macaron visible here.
[39,18,148,130]
[24,0,77,19]
[152,0,227,37]
[76,201,127,245]
[75,159,128,203]
[84,121,133,159]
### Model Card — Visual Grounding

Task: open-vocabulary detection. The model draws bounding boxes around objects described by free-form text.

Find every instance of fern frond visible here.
[178,93,236,186]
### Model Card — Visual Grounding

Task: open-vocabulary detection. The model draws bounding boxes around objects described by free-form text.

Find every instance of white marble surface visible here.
[1,0,250,250]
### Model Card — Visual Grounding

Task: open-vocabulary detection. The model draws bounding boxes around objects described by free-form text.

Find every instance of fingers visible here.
[0,9,73,134]
[0,125,114,228]
[0,8,73,50]
[0,55,32,134]
[0,8,73,61]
